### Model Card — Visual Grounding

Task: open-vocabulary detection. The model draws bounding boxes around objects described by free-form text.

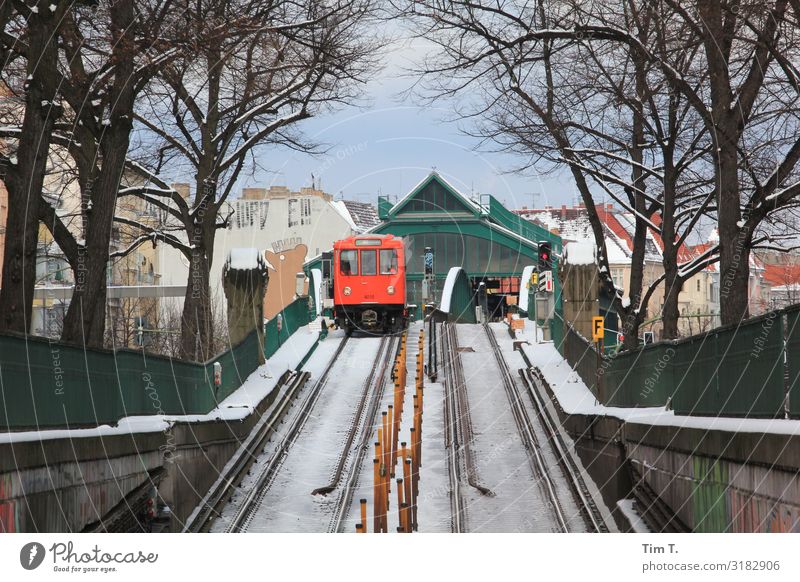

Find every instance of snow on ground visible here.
[617,499,652,533]
[1,323,322,444]
[455,324,587,532]
[515,320,800,436]
[217,335,383,532]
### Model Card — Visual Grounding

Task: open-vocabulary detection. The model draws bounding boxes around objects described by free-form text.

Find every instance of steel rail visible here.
[328,335,400,532]
[446,323,494,497]
[313,336,390,496]
[518,367,611,532]
[483,324,570,532]
[441,322,466,532]
[225,336,352,533]
[182,369,308,533]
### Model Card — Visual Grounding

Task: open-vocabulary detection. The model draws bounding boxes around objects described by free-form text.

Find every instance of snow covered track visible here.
[200,332,407,533]
[483,324,570,532]
[441,323,467,532]
[442,323,596,532]
[183,369,311,533]
[518,367,613,533]
[224,337,353,532]
[327,335,399,532]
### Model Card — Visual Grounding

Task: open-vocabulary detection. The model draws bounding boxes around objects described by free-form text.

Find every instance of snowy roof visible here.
[337,199,380,233]
[516,206,646,265]
[225,248,266,271]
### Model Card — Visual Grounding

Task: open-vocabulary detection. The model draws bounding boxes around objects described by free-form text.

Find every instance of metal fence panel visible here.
[603,341,677,408]
[670,332,718,415]
[717,312,783,417]
[265,297,312,359]
[0,327,264,430]
[673,312,784,417]
[787,306,800,418]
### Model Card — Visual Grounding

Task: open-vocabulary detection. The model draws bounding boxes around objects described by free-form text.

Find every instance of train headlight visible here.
[343,286,351,296]
[387,285,395,295]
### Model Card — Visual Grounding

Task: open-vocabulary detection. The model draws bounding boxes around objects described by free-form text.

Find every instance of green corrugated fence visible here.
[782,306,800,419]
[672,311,784,417]
[0,329,261,431]
[264,297,313,359]
[549,307,787,417]
[602,341,677,408]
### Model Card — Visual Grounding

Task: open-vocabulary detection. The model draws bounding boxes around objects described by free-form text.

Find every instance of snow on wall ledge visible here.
[226,247,266,271]
[564,241,596,265]
[439,266,462,312]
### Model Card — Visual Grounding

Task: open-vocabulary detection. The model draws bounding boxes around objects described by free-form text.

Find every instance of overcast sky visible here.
[241,34,584,211]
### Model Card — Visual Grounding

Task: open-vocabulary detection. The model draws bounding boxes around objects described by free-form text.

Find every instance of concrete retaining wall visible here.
[533,369,800,533]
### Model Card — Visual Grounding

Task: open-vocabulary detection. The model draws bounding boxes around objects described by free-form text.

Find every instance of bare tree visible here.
[399,0,711,346]
[0,0,181,348]
[127,0,381,360]
[402,0,800,339]
[0,1,71,334]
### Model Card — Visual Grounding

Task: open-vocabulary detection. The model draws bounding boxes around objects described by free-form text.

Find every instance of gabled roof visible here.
[389,172,481,217]
[516,205,656,264]
[333,199,380,233]
[763,263,800,286]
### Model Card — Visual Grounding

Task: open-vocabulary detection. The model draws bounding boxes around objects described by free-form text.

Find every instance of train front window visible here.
[340,250,358,275]
[360,250,377,275]
[380,249,398,274]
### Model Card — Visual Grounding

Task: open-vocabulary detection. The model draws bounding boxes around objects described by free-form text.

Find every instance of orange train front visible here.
[332,234,407,334]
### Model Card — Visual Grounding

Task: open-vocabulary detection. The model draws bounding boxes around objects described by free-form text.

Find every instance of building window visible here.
[697,279,700,292]
[611,269,624,290]
[301,198,312,225]
[288,198,299,227]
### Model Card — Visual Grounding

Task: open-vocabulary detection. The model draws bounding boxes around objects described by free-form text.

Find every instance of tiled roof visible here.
[763,263,800,286]
[514,205,662,264]
[339,199,380,233]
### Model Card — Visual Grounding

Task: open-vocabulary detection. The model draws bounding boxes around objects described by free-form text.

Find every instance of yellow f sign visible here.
[592,316,604,341]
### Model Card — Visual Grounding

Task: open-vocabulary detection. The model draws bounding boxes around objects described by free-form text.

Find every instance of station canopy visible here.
[371,172,562,312]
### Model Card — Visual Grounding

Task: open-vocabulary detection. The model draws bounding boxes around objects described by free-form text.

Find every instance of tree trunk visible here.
[0,8,63,333]
[717,149,750,324]
[180,243,214,361]
[698,0,749,326]
[661,267,681,340]
[60,0,136,348]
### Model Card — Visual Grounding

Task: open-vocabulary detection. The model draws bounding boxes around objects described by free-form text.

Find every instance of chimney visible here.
[561,204,567,220]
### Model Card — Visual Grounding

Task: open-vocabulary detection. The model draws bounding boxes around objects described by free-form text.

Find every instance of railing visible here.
[0,329,260,430]
[550,307,793,418]
[0,298,313,431]
[264,296,313,359]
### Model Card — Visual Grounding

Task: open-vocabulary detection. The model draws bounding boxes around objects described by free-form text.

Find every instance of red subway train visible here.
[332,234,407,334]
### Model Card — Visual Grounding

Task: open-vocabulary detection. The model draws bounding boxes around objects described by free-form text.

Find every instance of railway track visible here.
[482,323,572,531]
[326,334,400,532]
[183,368,312,532]
[187,336,350,532]
[513,347,613,532]
[441,322,466,532]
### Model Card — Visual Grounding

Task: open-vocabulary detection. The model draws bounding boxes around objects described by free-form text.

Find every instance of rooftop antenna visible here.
[524,192,541,209]
[311,173,315,189]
